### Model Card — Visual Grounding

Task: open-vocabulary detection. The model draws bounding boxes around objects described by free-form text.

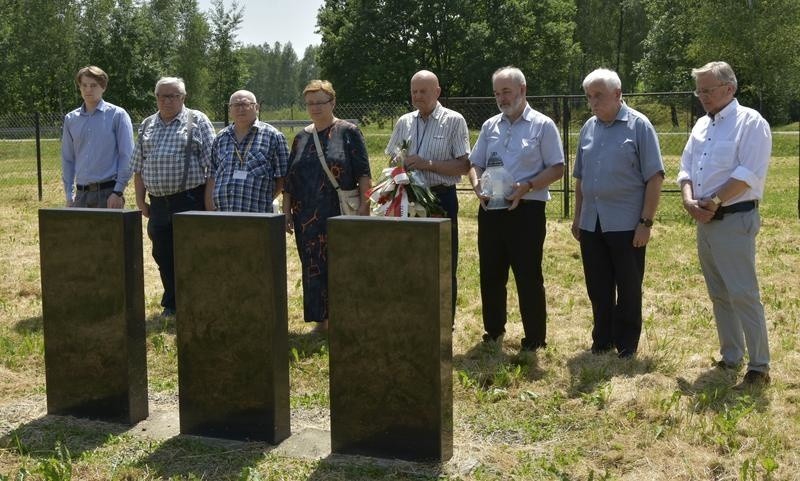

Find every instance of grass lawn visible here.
[0,131,798,480]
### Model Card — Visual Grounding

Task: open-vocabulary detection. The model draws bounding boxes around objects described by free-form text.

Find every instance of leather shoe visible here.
[481,332,504,344]
[714,359,741,371]
[161,307,176,317]
[734,370,770,390]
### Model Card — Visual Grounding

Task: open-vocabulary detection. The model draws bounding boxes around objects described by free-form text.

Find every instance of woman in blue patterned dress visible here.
[283,80,372,333]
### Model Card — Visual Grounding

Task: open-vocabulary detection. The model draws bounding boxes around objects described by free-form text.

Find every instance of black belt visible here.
[76,180,115,192]
[430,184,456,194]
[713,200,757,220]
[149,184,205,201]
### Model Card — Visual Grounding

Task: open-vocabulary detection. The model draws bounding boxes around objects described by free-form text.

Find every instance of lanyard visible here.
[233,129,256,167]
[414,115,430,155]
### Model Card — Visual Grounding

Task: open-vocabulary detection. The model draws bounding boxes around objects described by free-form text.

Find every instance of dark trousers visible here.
[147,185,205,310]
[579,219,645,356]
[431,185,459,320]
[477,201,547,348]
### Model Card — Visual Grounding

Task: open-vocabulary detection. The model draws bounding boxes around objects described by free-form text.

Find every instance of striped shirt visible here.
[130,107,215,197]
[385,102,470,187]
[210,121,289,212]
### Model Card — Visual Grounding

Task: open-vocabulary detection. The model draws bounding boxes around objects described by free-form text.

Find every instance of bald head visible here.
[229,90,257,104]
[410,70,441,118]
[229,90,259,128]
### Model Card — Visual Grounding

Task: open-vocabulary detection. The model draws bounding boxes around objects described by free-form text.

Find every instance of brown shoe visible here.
[733,370,770,390]
[714,359,741,371]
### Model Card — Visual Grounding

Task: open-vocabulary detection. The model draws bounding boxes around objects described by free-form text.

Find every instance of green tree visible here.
[317,0,579,101]
[207,0,245,119]
[172,0,211,111]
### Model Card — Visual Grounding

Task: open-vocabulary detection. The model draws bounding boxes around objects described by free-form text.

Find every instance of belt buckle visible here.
[88,183,100,192]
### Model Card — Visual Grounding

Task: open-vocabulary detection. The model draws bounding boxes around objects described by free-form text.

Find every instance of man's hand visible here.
[472,181,489,210]
[632,224,651,247]
[356,201,370,216]
[106,192,125,209]
[404,154,430,171]
[506,182,529,210]
[137,200,150,218]
[683,198,715,224]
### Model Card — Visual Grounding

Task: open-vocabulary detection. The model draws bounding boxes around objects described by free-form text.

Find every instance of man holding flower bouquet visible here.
[468,67,565,353]
[385,70,471,321]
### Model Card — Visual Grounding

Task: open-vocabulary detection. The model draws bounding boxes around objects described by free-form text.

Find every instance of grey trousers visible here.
[73,186,114,208]
[697,208,770,372]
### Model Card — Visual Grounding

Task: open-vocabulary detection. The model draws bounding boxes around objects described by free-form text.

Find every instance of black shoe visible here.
[591,345,613,355]
[161,307,176,317]
[734,370,771,389]
[617,349,637,359]
[714,359,741,371]
[520,338,545,352]
[481,332,504,344]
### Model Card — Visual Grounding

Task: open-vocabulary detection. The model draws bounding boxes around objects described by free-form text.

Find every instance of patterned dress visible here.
[284,120,371,323]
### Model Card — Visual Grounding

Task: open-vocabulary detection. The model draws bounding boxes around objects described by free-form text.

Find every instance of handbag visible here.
[311,125,361,215]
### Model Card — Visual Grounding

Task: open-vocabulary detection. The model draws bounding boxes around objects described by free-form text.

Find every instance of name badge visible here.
[233,170,248,180]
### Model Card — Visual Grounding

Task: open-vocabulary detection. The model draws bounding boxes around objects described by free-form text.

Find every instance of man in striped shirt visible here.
[385,70,471,321]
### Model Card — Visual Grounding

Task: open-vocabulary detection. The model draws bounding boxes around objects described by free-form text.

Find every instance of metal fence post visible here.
[35,111,43,201]
[561,96,571,219]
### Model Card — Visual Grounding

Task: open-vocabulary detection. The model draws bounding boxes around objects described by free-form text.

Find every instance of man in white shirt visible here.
[677,61,772,388]
[386,70,471,321]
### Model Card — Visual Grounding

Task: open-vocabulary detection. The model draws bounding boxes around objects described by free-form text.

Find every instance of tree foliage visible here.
[0,0,797,123]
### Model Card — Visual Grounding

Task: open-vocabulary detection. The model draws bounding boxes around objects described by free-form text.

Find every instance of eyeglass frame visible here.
[305,99,333,107]
[229,101,258,109]
[693,83,729,97]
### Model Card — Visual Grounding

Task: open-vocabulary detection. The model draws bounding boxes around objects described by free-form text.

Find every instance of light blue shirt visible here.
[61,99,134,202]
[573,103,664,232]
[470,104,564,201]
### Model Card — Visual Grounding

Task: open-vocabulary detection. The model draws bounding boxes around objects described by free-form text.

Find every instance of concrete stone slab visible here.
[38,208,148,424]
[173,211,289,444]
[327,216,453,462]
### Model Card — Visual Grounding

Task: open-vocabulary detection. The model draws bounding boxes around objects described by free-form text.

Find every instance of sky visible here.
[197,0,324,53]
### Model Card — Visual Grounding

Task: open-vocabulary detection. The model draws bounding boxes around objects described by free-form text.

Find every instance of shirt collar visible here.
[502,103,533,125]
[80,98,107,115]
[710,98,738,121]
[157,106,187,125]
[414,101,443,121]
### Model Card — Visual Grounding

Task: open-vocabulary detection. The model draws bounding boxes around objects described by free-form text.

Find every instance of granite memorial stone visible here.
[39,208,148,424]
[328,216,453,462]
[173,211,289,443]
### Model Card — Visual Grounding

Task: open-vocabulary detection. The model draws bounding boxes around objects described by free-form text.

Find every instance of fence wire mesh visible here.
[1,93,796,218]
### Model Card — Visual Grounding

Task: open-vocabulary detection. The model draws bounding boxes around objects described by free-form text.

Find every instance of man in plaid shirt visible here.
[205,90,288,212]
[131,77,215,317]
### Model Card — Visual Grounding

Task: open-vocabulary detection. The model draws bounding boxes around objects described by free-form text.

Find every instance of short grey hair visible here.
[691,61,738,90]
[582,68,622,91]
[492,66,526,86]
[154,77,187,96]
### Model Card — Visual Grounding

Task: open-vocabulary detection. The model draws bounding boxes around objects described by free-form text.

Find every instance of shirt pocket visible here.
[710,140,737,168]
[246,151,270,178]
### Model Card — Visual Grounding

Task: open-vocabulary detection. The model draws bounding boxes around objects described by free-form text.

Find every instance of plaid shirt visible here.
[210,120,289,212]
[131,107,215,196]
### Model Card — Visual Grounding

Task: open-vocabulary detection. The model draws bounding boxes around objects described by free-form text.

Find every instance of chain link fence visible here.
[1,94,797,218]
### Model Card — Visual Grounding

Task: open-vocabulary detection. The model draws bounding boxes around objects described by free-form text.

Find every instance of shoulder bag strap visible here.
[181,110,195,192]
[311,125,340,191]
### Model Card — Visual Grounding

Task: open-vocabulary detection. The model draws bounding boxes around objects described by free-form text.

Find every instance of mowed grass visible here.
[0,131,798,480]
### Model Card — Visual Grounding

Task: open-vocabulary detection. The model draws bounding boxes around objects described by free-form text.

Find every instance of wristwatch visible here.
[112,190,124,197]
[639,217,653,228]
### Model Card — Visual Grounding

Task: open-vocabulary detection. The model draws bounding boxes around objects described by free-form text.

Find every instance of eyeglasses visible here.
[305,99,332,107]
[693,84,727,97]
[156,93,183,101]
[230,102,257,109]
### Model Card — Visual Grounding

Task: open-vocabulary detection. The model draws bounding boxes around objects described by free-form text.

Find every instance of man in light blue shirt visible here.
[61,65,134,208]
[572,68,664,359]
[468,66,565,353]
